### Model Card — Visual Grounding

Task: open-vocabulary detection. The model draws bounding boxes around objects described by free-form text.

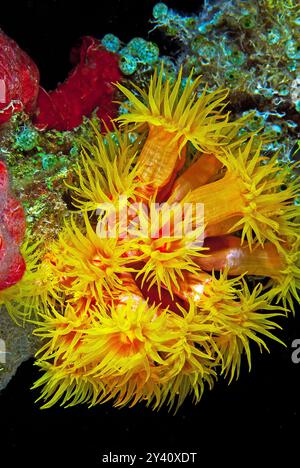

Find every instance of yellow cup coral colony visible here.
[3,67,300,411]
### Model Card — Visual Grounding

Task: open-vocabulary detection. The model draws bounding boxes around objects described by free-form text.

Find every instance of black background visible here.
[0,0,201,90]
[1,1,300,465]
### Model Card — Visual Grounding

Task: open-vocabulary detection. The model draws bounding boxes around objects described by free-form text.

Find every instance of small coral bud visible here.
[14,127,39,151]
[153,3,168,19]
[127,37,148,56]
[119,54,137,75]
[239,14,256,29]
[140,42,160,65]
[229,48,245,66]
[39,153,58,170]
[285,39,300,60]
[101,33,120,53]
[267,28,281,45]
[224,68,241,85]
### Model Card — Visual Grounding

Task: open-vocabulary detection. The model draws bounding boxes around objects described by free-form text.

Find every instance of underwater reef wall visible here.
[0,0,299,408]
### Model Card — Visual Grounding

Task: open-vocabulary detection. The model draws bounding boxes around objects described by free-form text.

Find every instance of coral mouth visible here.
[132,262,187,313]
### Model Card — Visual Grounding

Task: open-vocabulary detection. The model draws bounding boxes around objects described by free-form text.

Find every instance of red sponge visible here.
[0,160,26,291]
[0,29,40,124]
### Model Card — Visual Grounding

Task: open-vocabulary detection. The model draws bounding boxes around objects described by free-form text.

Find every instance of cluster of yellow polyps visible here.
[9,67,299,410]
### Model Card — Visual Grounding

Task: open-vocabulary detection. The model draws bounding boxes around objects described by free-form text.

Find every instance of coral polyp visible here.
[6,66,300,412]
[49,213,138,303]
[33,298,218,411]
[185,138,300,246]
[66,123,142,211]
[115,67,246,191]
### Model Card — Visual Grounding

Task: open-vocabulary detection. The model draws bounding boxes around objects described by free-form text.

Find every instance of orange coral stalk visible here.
[172,271,213,303]
[185,139,300,247]
[196,235,300,312]
[197,235,284,277]
[168,153,223,203]
[185,171,245,227]
[136,125,185,190]
[205,216,241,238]
[116,272,146,310]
